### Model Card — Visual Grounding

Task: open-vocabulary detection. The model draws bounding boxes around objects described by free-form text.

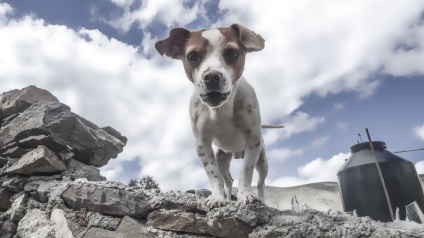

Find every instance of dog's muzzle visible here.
[200,71,230,107]
[200,91,231,107]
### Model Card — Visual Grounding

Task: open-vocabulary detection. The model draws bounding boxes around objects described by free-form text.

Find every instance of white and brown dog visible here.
[155,24,271,208]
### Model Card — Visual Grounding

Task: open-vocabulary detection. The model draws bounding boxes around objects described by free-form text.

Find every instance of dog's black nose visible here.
[203,71,223,90]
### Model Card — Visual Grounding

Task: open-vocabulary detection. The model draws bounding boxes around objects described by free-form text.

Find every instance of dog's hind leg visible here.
[255,145,268,203]
[216,149,233,202]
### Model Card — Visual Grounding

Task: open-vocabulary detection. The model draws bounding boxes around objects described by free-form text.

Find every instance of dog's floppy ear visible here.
[231,23,265,52]
[155,28,191,60]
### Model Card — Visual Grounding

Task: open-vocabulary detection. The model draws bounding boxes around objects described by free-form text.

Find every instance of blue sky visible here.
[1,0,424,190]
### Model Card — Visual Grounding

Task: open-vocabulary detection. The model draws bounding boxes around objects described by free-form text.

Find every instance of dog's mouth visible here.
[200,91,231,107]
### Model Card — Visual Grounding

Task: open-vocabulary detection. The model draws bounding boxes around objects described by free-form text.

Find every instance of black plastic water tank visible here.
[337,141,424,222]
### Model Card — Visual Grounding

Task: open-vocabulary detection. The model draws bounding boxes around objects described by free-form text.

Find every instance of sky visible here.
[1,0,424,191]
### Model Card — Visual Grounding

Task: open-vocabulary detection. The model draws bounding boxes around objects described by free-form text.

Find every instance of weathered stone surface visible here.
[0,186,12,209]
[83,227,115,238]
[0,85,59,115]
[0,219,17,238]
[147,209,253,238]
[116,216,154,238]
[17,209,55,238]
[18,134,68,153]
[51,209,75,238]
[5,146,67,175]
[62,159,106,181]
[8,193,28,223]
[0,102,126,166]
[1,146,27,158]
[0,155,8,167]
[62,183,153,218]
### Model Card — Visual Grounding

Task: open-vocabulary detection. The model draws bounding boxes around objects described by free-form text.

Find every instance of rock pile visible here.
[0,86,423,238]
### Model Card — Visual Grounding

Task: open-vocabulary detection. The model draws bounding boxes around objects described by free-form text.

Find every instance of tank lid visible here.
[350,141,387,153]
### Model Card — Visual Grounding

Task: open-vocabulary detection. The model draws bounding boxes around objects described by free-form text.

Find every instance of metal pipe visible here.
[394,148,424,154]
[365,128,394,221]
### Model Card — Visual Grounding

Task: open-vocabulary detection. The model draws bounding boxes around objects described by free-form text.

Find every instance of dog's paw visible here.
[204,195,227,208]
[236,193,258,207]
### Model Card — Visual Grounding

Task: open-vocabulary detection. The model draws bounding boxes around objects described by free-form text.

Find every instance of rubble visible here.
[0,85,423,238]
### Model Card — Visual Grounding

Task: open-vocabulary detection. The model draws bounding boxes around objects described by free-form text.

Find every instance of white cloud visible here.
[416,161,424,174]
[100,0,207,32]
[0,3,12,24]
[270,152,350,187]
[267,147,304,161]
[311,136,330,148]
[413,124,424,140]
[263,111,325,146]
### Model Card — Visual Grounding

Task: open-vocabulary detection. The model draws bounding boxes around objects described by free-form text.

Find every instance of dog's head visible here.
[155,24,264,108]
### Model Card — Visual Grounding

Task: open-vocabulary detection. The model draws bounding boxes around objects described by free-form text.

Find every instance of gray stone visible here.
[0,186,12,209]
[0,155,8,167]
[0,85,59,115]
[147,209,253,238]
[83,227,115,238]
[8,193,28,223]
[51,209,75,238]
[1,146,27,158]
[17,209,55,238]
[62,159,106,181]
[0,102,126,166]
[62,183,153,218]
[86,211,121,231]
[116,216,154,238]
[0,219,17,238]
[5,146,67,175]
[18,134,68,153]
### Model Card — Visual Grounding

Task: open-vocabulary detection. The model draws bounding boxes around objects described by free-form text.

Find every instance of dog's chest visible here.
[202,108,246,152]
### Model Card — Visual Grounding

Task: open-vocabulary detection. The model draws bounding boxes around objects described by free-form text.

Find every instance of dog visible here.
[155,24,271,208]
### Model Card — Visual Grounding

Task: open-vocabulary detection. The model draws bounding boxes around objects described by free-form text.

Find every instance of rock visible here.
[17,209,55,238]
[18,134,68,153]
[0,85,59,115]
[86,211,121,231]
[62,159,106,181]
[83,227,115,238]
[147,209,253,238]
[1,146,27,158]
[62,183,153,218]
[0,219,17,238]
[8,193,28,223]
[0,155,8,167]
[51,209,75,238]
[115,216,154,238]
[0,186,12,209]
[5,146,67,175]
[0,102,126,166]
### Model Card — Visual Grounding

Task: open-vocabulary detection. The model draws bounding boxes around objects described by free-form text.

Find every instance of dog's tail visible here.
[261,124,284,129]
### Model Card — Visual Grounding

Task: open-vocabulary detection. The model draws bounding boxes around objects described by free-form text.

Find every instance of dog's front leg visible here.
[237,135,262,206]
[196,142,227,208]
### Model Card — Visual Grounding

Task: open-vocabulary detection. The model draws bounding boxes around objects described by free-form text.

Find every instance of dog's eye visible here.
[187,52,199,62]
[225,49,239,61]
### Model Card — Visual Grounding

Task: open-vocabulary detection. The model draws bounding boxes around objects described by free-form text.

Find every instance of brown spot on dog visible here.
[245,129,251,134]
[214,175,218,178]
[211,170,215,175]
[203,162,208,167]
[248,146,253,149]
[255,142,261,148]
[198,145,203,150]
[199,153,205,157]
